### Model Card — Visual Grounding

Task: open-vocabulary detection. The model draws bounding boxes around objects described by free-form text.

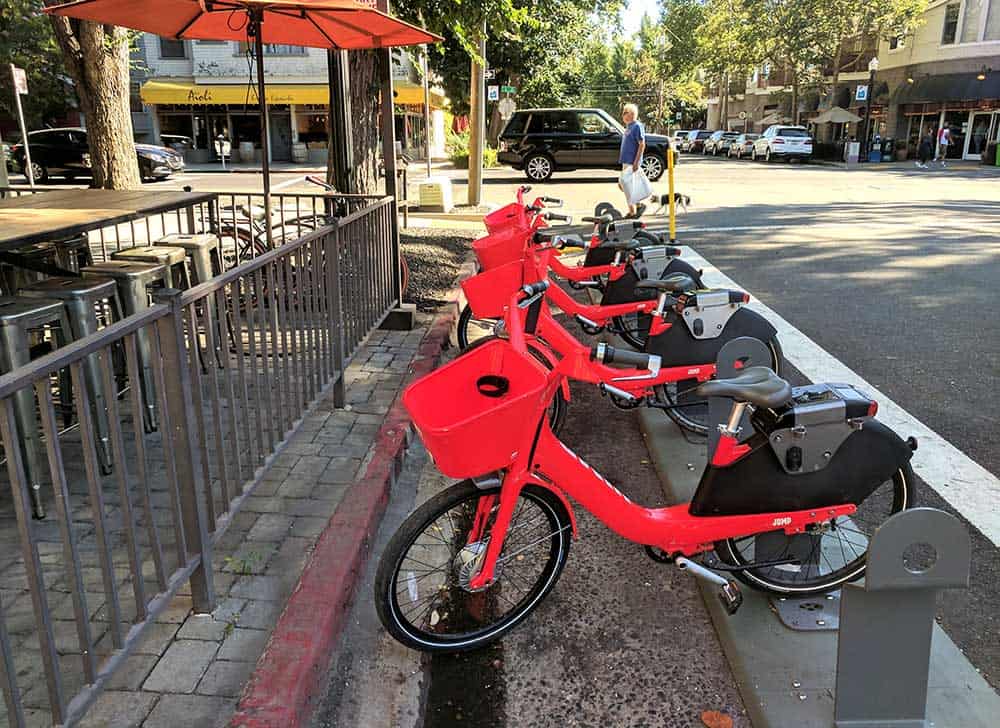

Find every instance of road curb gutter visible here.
[637,408,1000,728]
[228,311,456,728]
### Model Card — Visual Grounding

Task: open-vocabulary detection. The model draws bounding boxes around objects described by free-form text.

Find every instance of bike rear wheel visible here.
[714,463,914,595]
[375,480,572,652]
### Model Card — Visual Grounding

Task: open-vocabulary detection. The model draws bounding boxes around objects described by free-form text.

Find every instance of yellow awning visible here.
[394,83,447,108]
[142,79,448,109]
[141,80,328,106]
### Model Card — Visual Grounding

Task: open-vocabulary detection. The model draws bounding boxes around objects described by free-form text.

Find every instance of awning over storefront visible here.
[141,79,447,108]
[892,72,1000,104]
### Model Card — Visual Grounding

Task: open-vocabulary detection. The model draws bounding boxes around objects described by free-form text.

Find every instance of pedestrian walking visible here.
[935,125,951,167]
[619,103,647,218]
[916,127,934,168]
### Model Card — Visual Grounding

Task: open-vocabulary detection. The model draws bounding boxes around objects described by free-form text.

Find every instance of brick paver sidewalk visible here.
[75,325,430,728]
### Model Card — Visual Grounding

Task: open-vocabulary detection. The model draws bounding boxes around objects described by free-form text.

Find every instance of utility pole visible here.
[422,46,433,177]
[468,25,486,206]
[0,128,9,190]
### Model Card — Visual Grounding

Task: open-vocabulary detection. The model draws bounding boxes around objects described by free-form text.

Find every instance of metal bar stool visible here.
[53,234,95,274]
[82,261,167,433]
[0,242,59,296]
[20,277,124,475]
[157,233,225,368]
[0,297,73,519]
[111,246,192,290]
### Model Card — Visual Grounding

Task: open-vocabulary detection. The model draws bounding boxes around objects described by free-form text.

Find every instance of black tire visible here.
[765,148,773,163]
[661,336,783,435]
[457,303,500,351]
[714,462,915,596]
[457,320,568,435]
[641,153,665,181]
[594,202,623,220]
[375,480,572,652]
[28,161,48,184]
[524,153,554,182]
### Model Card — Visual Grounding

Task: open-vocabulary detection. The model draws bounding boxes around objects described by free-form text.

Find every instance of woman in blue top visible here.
[619,103,646,218]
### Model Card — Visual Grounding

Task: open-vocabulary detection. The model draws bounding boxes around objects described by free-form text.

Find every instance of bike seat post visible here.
[721,401,748,437]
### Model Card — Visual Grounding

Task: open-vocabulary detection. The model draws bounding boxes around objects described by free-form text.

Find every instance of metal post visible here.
[667,140,676,243]
[0,128,9,189]
[861,68,875,162]
[468,29,486,206]
[250,12,273,247]
[9,65,34,188]
[377,0,404,312]
[422,46,433,177]
[152,289,216,613]
[327,49,355,194]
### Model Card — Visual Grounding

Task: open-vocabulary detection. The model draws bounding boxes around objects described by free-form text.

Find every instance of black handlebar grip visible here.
[541,196,563,205]
[590,344,652,369]
[543,212,571,223]
[520,184,532,193]
[525,205,542,213]
[522,280,551,296]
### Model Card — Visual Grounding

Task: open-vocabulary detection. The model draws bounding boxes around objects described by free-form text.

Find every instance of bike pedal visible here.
[718,581,743,616]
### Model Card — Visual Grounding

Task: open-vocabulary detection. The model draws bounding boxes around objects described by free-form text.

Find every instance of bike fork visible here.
[676,556,744,616]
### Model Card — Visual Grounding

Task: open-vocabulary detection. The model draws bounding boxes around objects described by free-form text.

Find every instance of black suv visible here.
[10,128,184,183]
[498,108,674,182]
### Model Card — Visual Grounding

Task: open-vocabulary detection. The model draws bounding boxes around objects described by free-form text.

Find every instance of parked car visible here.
[751,125,813,162]
[728,133,760,159]
[682,130,712,153]
[160,134,194,153]
[498,108,676,182]
[9,127,185,183]
[703,131,741,156]
[670,129,691,147]
[2,140,15,173]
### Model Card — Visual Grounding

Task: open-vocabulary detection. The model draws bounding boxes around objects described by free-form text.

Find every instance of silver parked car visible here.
[751,125,813,162]
[728,133,760,159]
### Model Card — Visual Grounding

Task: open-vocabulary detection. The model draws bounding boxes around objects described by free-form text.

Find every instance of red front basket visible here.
[460,260,524,318]
[484,202,529,235]
[403,340,549,479]
[472,228,530,271]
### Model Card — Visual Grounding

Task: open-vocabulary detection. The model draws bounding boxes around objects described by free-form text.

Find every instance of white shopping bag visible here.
[620,166,652,206]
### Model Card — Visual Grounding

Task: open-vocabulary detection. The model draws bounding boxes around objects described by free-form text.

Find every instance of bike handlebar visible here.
[522,280,551,297]
[590,343,655,370]
[542,212,572,223]
[539,196,563,207]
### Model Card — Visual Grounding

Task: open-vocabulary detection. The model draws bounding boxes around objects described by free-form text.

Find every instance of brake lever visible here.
[517,291,545,309]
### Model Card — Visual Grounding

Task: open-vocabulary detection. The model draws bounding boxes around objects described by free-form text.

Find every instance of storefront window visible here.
[232,114,262,147]
[296,106,329,145]
[161,114,194,141]
[942,111,967,159]
[961,0,984,43]
[942,3,960,44]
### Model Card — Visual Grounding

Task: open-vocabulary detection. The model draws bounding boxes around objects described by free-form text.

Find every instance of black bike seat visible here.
[696,367,793,409]
[633,273,695,294]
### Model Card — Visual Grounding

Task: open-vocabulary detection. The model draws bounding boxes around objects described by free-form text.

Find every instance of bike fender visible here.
[530,480,578,537]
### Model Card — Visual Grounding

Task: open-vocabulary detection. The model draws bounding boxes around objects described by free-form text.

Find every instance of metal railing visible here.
[0,197,400,727]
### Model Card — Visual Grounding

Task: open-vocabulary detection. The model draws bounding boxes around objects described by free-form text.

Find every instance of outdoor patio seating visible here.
[20,277,124,474]
[0,241,59,295]
[82,261,168,431]
[53,233,95,273]
[112,245,192,289]
[0,296,72,519]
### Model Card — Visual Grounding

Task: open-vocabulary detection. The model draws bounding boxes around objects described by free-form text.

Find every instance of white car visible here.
[751,125,813,162]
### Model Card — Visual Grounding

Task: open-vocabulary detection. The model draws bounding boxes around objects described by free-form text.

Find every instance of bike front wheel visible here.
[375,480,572,652]
[714,462,914,595]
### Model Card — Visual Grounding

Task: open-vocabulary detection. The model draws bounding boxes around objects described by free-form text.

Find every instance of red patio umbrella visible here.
[46,0,442,241]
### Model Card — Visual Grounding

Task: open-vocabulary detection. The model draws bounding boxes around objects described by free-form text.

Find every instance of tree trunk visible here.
[347,50,381,195]
[48,18,141,190]
[791,67,799,125]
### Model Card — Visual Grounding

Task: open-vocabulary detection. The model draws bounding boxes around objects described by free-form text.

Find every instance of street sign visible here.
[498,97,516,120]
[855,84,869,101]
[484,69,497,80]
[501,85,517,94]
[487,85,499,101]
[11,66,27,95]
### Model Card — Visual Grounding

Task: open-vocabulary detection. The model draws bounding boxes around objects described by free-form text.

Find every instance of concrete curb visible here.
[228,312,456,728]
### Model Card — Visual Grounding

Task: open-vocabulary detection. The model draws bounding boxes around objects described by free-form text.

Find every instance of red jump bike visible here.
[375,284,916,652]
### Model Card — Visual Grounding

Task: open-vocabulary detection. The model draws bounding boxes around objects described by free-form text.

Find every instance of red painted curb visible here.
[229,306,457,728]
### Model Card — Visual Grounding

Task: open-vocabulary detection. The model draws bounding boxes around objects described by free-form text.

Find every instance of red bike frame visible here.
[462,293,857,591]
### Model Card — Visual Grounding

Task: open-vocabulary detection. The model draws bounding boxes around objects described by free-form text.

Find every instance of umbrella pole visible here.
[250,9,273,248]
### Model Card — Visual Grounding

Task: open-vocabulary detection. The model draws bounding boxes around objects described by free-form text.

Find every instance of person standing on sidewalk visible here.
[619,103,646,218]
[935,125,951,167]
[916,127,934,168]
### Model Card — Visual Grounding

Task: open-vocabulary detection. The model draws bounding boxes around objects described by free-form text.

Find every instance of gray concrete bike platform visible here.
[637,407,1000,727]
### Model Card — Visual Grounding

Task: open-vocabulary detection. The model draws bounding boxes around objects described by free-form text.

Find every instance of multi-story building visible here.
[877,0,1000,161]
[131,34,447,164]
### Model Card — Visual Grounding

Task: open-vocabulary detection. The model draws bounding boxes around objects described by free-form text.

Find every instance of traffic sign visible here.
[498,97,516,120]
[484,69,497,80]
[10,66,27,95]
[501,85,517,94]
[855,84,869,102]
[487,85,499,101]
